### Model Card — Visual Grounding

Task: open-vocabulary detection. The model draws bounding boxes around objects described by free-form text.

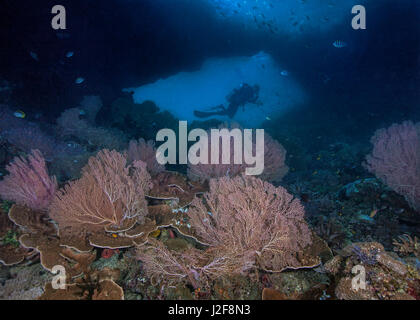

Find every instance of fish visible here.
[333,40,347,48]
[280,70,289,76]
[29,51,39,61]
[369,209,378,218]
[56,32,71,39]
[13,110,26,118]
[75,77,85,84]
[265,116,271,121]
[65,51,74,58]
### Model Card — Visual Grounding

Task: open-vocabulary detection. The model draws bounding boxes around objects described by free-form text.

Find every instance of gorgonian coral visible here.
[187,130,288,183]
[57,107,126,151]
[188,175,312,272]
[49,149,151,232]
[2,125,59,160]
[364,121,420,211]
[259,133,289,183]
[137,175,315,288]
[0,149,57,211]
[127,138,165,176]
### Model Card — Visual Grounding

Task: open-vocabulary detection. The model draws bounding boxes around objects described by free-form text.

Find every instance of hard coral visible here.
[39,268,124,300]
[7,205,95,278]
[0,208,28,266]
[146,171,207,209]
[330,242,417,300]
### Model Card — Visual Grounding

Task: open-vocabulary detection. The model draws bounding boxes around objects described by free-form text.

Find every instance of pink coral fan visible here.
[2,125,58,160]
[188,175,312,272]
[364,121,420,211]
[137,175,314,288]
[49,149,151,231]
[259,133,289,183]
[57,107,126,151]
[0,149,57,211]
[127,138,165,175]
[187,129,288,183]
[56,107,89,136]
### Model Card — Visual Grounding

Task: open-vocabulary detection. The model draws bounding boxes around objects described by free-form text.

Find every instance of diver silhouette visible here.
[194,83,260,119]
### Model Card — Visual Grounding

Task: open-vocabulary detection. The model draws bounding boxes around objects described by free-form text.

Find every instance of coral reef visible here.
[326,242,419,300]
[0,111,418,301]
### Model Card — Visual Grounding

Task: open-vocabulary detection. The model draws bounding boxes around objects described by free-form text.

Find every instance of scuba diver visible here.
[193,83,260,119]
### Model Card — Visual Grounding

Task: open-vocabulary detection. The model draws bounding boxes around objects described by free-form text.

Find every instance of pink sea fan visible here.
[49,149,151,231]
[0,149,57,211]
[188,175,313,272]
[137,175,314,288]
[57,107,126,151]
[260,133,289,183]
[364,121,420,211]
[56,107,89,136]
[187,129,288,183]
[127,138,165,175]
[2,125,58,160]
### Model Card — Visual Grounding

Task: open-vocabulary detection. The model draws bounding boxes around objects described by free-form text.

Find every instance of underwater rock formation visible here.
[124,52,305,127]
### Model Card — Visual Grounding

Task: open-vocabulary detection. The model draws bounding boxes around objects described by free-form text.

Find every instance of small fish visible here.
[369,209,378,218]
[75,77,85,84]
[265,116,271,121]
[280,70,289,76]
[358,214,374,223]
[13,110,26,119]
[79,109,86,116]
[56,32,71,39]
[65,51,74,58]
[29,51,39,61]
[333,40,347,48]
